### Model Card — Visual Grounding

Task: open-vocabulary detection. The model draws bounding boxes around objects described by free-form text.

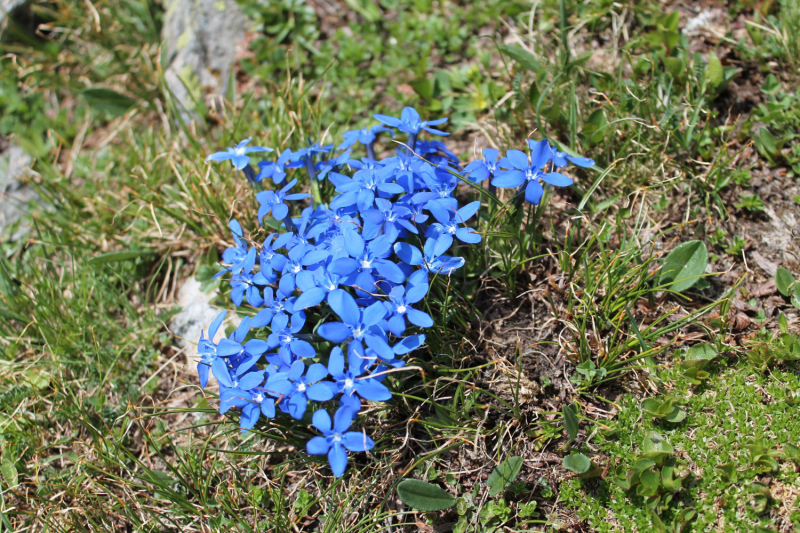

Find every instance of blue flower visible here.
[338,125,395,150]
[256,148,301,184]
[394,234,465,284]
[464,148,500,182]
[306,407,374,477]
[219,369,294,432]
[266,313,316,366]
[383,283,432,336]
[374,107,449,137]
[326,345,391,405]
[205,138,273,170]
[492,141,572,205]
[361,198,416,243]
[281,360,335,419]
[546,143,595,169]
[425,200,482,244]
[317,289,395,362]
[214,219,250,280]
[256,178,310,222]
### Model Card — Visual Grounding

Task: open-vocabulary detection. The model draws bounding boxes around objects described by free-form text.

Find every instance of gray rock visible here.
[170,277,239,362]
[0,0,27,28]
[161,0,247,120]
[0,144,37,240]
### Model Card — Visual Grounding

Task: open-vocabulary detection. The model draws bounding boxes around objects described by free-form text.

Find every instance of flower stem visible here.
[366,142,376,160]
[305,157,323,208]
[407,133,417,155]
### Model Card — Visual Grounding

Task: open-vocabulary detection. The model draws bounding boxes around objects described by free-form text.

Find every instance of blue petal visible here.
[343,431,375,452]
[205,152,234,162]
[328,443,348,477]
[525,180,544,205]
[393,334,425,354]
[506,149,529,170]
[312,409,332,432]
[307,382,335,401]
[328,289,359,325]
[406,308,433,328]
[541,172,573,187]
[318,322,352,343]
[491,170,525,188]
[287,394,307,419]
[307,436,330,455]
[328,347,345,377]
[393,242,422,266]
[294,287,326,310]
[211,357,233,387]
[354,379,391,402]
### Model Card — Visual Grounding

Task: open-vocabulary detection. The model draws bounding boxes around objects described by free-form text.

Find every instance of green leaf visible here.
[497,44,539,73]
[487,456,524,495]
[563,453,591,474]
[87,250,154,265]
[706,51,723,90]
[580,108,608,145]
[410,77,434,101]
[716,462,736,480]
[783,443,800,464]
[642,431,674,464]
[662,57,685,80]
[0,460,17,487]
[396,480,455,511]
[754,128,779,160]
[659,240,708,292]
[562,403,579,442]
[663,407,686,423]
[81,87,137,117]
[641,398,662,416]
[775,267,796,297]
[683,343,718,370]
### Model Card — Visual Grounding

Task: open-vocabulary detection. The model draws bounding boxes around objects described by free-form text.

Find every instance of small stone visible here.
[0,144,36,240]
[161,0,248,121]
[170,277,238,360]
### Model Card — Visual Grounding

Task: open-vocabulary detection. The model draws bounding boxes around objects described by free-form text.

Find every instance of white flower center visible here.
[293,265,302,273]
[281,334,292,344]
[329,284,336,291]
[360,259,372,269]
[396,305,407,314]
[234,146,246,156]
[352,328,363,339]
[232,380,239,388]
[253,393,263,403]
[447,225,456,234]
[332,432,342,443]
[297,382,306,392]
[344,378,354,389]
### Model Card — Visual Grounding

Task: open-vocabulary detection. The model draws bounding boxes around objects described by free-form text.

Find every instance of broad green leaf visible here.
[497,44,539,73]
[754,128,778,160]
[562,403,579,442]
[683,343,718,370]
[775,267,795,296]
[410,77,434,101]
[81,87,136,117]
[581,108,607,145]
[716,462,736,480]
[641,398,661,415]
[397,480,455,511]
[0,460,17,487]
[563,453,591,474]
[706,51,723,90]
[639,468,660,489]
[642,431,674,464]
[663,407,687,423]
[662,57,685,80]
[783,443,800,464]
[88,250,154,265]
[659,240,708,292]
[487,456,524,495]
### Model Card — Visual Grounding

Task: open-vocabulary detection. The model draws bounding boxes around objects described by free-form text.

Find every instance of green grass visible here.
[1,0,800,531]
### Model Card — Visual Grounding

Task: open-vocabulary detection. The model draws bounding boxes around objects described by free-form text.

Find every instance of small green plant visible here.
[735,193,766,212]
[641,394,687,423]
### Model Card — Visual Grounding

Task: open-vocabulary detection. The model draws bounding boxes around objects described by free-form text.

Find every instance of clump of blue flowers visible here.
[201,107,592,477]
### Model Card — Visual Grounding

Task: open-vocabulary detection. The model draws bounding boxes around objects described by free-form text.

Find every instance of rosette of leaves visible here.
[680,343,718,385]
[608,431,691,523]
[641,395,686,423]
